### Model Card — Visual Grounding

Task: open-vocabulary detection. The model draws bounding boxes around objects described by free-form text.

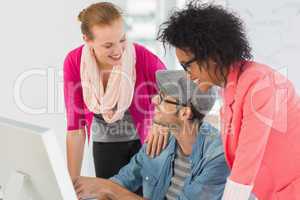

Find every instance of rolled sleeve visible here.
[222,178,253,200]
[63,52,86,131]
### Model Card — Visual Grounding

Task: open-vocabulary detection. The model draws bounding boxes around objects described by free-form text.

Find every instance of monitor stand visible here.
[0,185,3,200]
[4,171,94,200]
[4,171,37,200]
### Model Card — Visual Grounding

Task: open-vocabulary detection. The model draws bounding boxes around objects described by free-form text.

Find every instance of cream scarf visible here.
[80,42,136,123]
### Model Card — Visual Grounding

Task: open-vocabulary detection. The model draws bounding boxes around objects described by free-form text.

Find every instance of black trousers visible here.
[93,140,142,194]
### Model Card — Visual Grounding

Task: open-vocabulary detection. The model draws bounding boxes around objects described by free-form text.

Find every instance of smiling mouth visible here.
[192,79,200,84]
[109,54,122,61]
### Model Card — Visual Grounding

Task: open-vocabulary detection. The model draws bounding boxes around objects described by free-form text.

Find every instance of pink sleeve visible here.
[136,45,166,141]
[63,52,86,131]
[229,74,275,185]
[142,47,166,96]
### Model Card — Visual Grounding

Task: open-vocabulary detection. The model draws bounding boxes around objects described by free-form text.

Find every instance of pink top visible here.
[221,61,300,200]
[63,43,165,143]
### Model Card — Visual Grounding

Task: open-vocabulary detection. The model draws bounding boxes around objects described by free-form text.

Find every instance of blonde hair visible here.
[78,2,122,40]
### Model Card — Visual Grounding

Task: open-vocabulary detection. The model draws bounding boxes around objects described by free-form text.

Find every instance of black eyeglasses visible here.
[156,92,187,114]
[180,57,197,72]
[158,92,181,106]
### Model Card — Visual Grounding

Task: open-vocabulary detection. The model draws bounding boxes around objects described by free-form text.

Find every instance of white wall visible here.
[228,0,300,94]
[0,0,299,164]
[0,0,125,176]
[0,0,98,157]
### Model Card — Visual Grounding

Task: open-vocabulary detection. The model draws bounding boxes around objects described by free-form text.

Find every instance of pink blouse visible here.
[221,61,300,200]
[63,43,166,143]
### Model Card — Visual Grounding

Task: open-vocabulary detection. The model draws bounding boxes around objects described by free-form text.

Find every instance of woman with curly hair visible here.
[157,1,300,200]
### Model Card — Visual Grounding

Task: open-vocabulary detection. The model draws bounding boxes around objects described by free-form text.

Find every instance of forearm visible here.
[104,180,143,200]
[66,129,86,179]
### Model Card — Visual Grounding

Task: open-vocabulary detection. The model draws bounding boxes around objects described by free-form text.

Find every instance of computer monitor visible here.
[0,116,77,200]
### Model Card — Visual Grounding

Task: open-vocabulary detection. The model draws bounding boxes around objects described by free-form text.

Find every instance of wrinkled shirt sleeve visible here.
[109,145,146,192]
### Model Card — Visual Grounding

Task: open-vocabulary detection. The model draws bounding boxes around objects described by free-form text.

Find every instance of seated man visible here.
[74,70,229,200]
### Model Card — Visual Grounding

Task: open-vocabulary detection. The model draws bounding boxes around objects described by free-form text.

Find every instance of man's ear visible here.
[179,107,193,121]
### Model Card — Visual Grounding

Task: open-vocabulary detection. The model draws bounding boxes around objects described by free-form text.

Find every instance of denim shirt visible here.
[110,122,230,200]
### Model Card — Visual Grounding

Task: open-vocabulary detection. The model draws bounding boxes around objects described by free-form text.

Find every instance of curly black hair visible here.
[157,0,252,76]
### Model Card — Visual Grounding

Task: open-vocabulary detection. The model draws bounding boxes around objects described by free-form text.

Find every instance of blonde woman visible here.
[63,2,167,187]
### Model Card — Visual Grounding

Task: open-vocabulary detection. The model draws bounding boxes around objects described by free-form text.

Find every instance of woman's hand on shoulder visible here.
[145,124,169,158]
